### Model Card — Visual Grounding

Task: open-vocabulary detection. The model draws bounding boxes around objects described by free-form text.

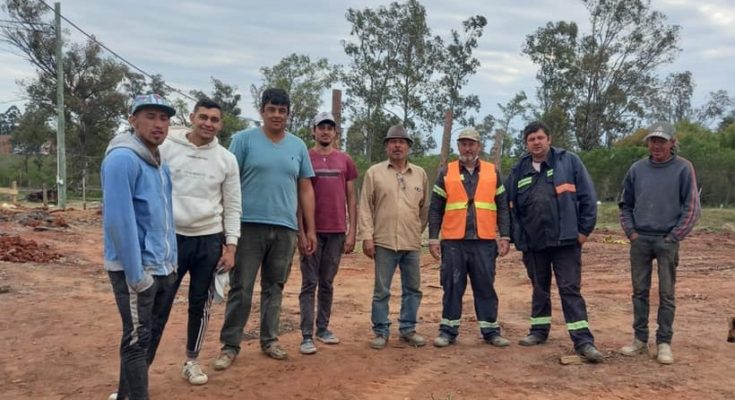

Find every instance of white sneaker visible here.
[181,360,208,385]
[657,343,674,365]
[620,338,647,356]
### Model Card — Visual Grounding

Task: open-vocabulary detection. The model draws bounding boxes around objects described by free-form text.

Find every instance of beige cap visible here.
[457,127,480,142]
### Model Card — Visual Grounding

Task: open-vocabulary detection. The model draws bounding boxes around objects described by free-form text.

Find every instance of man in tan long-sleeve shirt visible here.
[358,124,429,350]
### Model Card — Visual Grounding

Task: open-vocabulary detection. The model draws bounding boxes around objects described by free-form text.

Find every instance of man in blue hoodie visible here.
[506,121,603,363]
[102,93,178,400]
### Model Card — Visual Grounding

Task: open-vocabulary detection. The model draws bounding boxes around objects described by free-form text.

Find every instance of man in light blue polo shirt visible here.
[215,88,316,367]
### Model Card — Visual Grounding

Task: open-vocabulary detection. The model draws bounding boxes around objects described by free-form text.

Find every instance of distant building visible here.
[0,135,11,155]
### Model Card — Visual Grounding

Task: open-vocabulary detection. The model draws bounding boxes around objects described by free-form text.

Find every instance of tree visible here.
[523,0,680,150]
[493,92,532,157]
[382,0,443,153]
[11,106,53,175]
[436,15,486,125]
[436,15,486,163]
[1,0,142,190]
[0,105,21,135]
[343,2,407,161]
[147,74,170,97]
[695,90,733,129]
[523,21,578,149]
[644,71,694,124]
[343,2,484,161]
[250,54,337,142]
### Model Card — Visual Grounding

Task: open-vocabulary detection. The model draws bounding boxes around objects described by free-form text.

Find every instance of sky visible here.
[1,0,734,137]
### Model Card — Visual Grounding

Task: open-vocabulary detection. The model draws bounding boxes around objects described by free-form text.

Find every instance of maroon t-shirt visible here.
[309,149,358,233]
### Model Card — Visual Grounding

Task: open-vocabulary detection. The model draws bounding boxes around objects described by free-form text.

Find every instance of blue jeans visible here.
[371,246,422,337]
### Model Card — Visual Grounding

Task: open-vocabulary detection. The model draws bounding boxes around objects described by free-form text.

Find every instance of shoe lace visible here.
[187,362,204,377]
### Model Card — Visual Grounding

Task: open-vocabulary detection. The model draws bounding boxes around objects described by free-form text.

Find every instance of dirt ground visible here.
[1,207,734,400]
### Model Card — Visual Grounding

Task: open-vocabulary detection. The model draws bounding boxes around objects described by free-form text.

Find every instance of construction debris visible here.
[0,235,62,263]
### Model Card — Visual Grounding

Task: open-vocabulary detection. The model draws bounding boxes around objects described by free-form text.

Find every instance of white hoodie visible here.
[160,128,241,245]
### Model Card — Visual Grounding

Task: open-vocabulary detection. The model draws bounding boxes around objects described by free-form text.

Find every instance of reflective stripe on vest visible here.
[555,183,576,195]
[440,160,498,240]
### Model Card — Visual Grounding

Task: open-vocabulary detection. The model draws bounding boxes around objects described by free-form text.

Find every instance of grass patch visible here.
[596,202,735,232]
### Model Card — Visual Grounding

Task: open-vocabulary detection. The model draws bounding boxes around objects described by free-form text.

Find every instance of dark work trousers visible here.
[522,244,595,350]
[629,234,679,345]
[109,270,177,400]
[299,233,346,339]
[438,240,501,341]
[220,223,297,353]
[171,233,223,359]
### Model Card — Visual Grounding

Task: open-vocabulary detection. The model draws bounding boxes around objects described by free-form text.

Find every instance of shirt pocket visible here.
[403,185,425,209]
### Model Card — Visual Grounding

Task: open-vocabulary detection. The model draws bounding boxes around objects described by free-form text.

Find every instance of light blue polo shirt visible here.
[228,127,314,230]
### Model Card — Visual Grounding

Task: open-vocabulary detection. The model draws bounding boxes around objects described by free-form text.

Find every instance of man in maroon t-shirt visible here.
[297,111,358,355]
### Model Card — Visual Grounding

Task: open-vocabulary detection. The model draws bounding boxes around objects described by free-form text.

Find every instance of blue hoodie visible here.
[101,132,177,292]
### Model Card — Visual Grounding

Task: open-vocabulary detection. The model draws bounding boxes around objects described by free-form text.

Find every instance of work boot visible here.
[485,335,510,347]
[399,331,426,347]
[370,335,387,350]
[433,334,455,348]
[656,343,674,365]
[518,334,546,346]
[578,343,604,363]
[620,338,647,356]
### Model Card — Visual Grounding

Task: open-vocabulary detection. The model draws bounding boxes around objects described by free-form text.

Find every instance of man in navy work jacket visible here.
[506,121,604,363]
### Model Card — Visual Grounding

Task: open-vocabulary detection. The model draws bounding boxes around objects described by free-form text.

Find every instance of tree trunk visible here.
[439,109,453,169]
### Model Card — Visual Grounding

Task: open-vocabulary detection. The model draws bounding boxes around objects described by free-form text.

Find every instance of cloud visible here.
[475,50,536,86]
[0,0,733,126]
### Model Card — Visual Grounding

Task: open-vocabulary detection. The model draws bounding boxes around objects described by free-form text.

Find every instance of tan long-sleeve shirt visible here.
[358,160,429,251]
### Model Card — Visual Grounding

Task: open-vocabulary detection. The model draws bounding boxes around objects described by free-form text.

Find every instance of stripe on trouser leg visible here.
[440,318,461,327]
[128,290,140,346]
[478,321,499,329]
[566,320,589,330]
[193,285,215,355]
[530,316,552,325]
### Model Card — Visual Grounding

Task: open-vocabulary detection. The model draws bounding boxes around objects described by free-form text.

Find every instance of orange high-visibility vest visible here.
[441,160,498,239]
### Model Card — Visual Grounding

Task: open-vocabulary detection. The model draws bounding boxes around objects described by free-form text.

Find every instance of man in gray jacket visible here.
[618,121,701,365]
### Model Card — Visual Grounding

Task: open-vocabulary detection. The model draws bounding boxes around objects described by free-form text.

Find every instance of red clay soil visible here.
[0,209,734,400]
[0,235,62,263]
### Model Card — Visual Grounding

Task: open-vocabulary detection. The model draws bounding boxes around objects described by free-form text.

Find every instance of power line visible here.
[0,19,52,26]
[36,0,196,102]
[0,97,29,105]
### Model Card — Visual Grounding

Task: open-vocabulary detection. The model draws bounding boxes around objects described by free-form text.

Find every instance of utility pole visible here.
[331,89,342,149]
[55,2,66,209]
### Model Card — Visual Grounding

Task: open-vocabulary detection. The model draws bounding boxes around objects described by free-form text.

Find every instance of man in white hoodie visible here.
[159,98,241,385]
